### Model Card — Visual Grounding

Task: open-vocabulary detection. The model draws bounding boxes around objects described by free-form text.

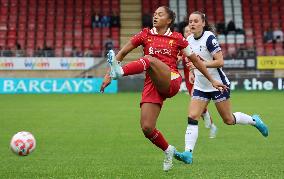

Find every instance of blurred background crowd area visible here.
[0,0,282,59]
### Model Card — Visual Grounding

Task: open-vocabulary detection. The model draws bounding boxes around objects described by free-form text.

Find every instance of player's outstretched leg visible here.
[252,114,269,137]
[141,103,177,171]
[107,50,152,79]
[216,100,269,137]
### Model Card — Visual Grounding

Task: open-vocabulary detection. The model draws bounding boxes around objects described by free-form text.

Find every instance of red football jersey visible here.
[131,27,189,72]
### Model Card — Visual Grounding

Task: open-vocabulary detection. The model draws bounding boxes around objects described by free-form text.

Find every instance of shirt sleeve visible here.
[181,45,194,57]
[130,28,148,47]
[177,35,189,49]
[206,35,221,55]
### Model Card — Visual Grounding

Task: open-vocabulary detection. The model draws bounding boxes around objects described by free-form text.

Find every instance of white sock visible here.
[202,109,212,128]
[164,145,172,153]
[119,66,124,75]
[185,125,198,152]
[233,112,256,125]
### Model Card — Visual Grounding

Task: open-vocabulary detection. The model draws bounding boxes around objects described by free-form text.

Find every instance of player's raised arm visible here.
[116,27,149,62]
[182,47,227,91]
[116,41,136,62]
[101,37,137,93]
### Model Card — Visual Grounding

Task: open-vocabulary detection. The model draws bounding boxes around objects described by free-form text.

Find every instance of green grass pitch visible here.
[0,91,283,178]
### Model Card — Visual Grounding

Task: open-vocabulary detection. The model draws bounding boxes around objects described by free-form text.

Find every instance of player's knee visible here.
[141,123,155,135]
[144,55,154,60]
[223,115,235,125]
[189,113,200,121]
[143,55,156,64]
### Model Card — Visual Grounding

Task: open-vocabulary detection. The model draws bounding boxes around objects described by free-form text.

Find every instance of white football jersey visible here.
[187,31,230,92]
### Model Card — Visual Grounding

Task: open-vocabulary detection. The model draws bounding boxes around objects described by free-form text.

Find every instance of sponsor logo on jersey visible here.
[212,38,219,48]
[149,47,171,55]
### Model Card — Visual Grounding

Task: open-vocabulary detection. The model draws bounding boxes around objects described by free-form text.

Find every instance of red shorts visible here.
[140,71,182,107]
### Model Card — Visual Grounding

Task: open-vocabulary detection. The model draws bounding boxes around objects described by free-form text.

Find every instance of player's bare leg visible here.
[143,55,171,94]
[175,99,209,164]
[141,103,176,171]
[107,52,177,171]
[107,51,171,93]
[215,99,268,137]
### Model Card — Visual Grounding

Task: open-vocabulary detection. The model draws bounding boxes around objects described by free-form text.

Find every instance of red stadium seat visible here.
[0,16,7,23]
[55,40,63,48]
[74,40,82,49]
[17,31,26,40]
[7,38,16,47]
[84,40,92,49]
[65,31,73,39]
[36,31,45,40]
[0,30,6,38]
[0,0,121,56]
[7,30,16,39]
[46,31,54,40]
[26,39,35,49]
[17,39,25,48]
[27,31,35,39]
[55,48,63,56]
[45,39,54,47]
[55,31,63,40]
[36,39,44,48]
[0,39,6,47]
[64,39,73,47]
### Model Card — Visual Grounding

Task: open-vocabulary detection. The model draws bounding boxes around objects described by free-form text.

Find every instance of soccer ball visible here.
[10,131,36,156]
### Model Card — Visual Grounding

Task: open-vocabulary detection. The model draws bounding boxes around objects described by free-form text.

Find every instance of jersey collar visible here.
[194,30,205,40]
[150,27,172,36]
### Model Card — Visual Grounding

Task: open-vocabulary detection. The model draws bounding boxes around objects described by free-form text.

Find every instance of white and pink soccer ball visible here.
[10,131,36,156]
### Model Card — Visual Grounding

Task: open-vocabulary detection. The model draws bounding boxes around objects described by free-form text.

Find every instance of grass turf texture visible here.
[0,91,283,178]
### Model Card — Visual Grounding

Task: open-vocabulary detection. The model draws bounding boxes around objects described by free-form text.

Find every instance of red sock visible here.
[122,58,150,76]
[145,128,169,151]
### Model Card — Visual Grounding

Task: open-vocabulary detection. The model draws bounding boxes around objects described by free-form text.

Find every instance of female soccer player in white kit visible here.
[174,11,269,164]
[181,25,218,138]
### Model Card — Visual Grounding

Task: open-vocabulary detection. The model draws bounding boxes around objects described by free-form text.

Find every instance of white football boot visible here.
[106,50,123,79]
[163,145,176,171]
[209,124,217,138]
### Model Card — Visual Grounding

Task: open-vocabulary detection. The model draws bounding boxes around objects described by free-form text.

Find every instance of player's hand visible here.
[189,72,195,84]
[211,80,228,92]
[190,64,196,71]
[100,74,112,93]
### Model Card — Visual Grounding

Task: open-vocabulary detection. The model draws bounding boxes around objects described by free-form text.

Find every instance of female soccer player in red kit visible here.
[100,6,227,171]
[181,25,217,138]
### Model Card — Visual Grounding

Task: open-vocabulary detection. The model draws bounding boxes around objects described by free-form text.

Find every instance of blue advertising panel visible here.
[0,78,117,94]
